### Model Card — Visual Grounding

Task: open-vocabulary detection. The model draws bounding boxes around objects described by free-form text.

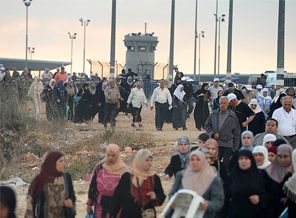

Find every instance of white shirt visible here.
[272,107,296,136]
[127,87,147,108]
[150,87,172,106]
[209,86,223,102]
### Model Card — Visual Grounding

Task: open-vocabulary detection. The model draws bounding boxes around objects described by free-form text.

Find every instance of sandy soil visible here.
[12,106,202,217]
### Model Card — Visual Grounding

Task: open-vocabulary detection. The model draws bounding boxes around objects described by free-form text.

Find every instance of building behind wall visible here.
[124,32,158,80]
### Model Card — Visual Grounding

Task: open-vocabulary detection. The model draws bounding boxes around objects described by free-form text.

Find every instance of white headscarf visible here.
[260,88,272,100]
[173,84,186,102]
[252,146,271,169]
[182,150,217,196]
[283,149,296,202]
[248,98,262,114]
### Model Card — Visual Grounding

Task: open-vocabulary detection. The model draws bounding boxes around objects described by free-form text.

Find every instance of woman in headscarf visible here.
[74,83,92,123]
[27,76,44,118]
[0,186,17,218]
[194,83,211,131]
[268,92,287,118]
[25,151,76,218]
[262,144,293,218]
[172,84,187,130]
[89,81,100,120]
[164,136,191,180]
[241,130,254,151]
[252,146,271,170]
[64,80,77,121]
[169,150,224,218]
[96,78,107,124]
[248,98,266,135]
[53,80,67,120]
[229,150,266,218]
[43,79,55,120]
[263,134,277,149]
[257,88,272,118]
[267,146,277,163]
[110,149,166,218]
[87,144,128,218]
[205,139,229,183]
[213,90,223,110]
[283,149,296,218]
[205,138,230,218]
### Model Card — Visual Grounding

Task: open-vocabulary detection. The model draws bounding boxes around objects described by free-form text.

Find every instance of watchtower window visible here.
[127,46,134,51]
[138,46,146,51]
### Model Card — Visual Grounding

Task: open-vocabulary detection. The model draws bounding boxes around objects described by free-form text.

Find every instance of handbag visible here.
[73,95,81,103]
[85,213,94,218]
[64,173,76,218]
[136,177,156,218]
[40,91,47,101]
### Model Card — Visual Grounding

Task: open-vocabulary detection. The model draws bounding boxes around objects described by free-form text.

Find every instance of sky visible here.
[1,0,296,75]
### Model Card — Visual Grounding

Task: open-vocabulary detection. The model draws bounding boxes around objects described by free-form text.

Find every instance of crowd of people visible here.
[1,67,296,217]
[0,137,295,218]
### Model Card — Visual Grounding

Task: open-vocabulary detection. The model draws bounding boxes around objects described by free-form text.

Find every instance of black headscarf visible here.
[269,92,287,117]
[230,150,264,198]
[195,83,209,96]
[0,186,17,218]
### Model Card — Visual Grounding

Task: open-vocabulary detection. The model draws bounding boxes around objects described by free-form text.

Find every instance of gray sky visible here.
[1,0,296,74]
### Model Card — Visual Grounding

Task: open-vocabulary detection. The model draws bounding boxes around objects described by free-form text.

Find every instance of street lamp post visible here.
[68,32,77,74]
[193,0,199,81]
[23,0,33,68]
[110,0,116,79]
[213,0,219,77]
[197,31,205,82]
[226,0,234,80]
[168,0,175,81]
[28,47,35,59]
[79,18,90,75]
[217,14,225,76]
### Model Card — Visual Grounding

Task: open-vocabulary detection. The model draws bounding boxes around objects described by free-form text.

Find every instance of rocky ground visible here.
[1,106,201,217]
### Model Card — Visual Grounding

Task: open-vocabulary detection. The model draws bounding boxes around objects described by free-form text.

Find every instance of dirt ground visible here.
[10,105,202,217]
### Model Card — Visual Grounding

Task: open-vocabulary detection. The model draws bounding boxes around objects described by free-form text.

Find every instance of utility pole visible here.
[193,0,199,81]
[168,0,175,81]
[110,0,117,79]
[226,0,233,80]
[277,0,285,74]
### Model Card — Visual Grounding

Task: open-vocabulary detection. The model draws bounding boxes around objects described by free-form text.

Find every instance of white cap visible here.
[245,85,252,91]
[227,93,237,102]
[213,78,220,82]
[256,84,263,89]
[249,98,258,105]
[263,134,277,146]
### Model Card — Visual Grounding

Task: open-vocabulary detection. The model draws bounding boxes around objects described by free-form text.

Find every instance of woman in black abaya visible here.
[229,150,266,218]
[74,83,92,123]
[194,83,211,131]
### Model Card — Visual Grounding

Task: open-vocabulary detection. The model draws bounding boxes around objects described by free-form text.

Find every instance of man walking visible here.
[104,80,121,128]
[205,96,241,168]
[272,96,296,148]
[150,79,172,131]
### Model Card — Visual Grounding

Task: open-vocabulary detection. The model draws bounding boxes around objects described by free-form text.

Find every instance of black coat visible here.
[29,173,76,218]
[228,151,267,218]
[110,172,166,218]
[261,170,292,218]
[248,111,266,135]
[164,154,185,178]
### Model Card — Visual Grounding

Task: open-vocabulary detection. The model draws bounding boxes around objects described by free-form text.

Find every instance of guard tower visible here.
[124,32,158,79]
